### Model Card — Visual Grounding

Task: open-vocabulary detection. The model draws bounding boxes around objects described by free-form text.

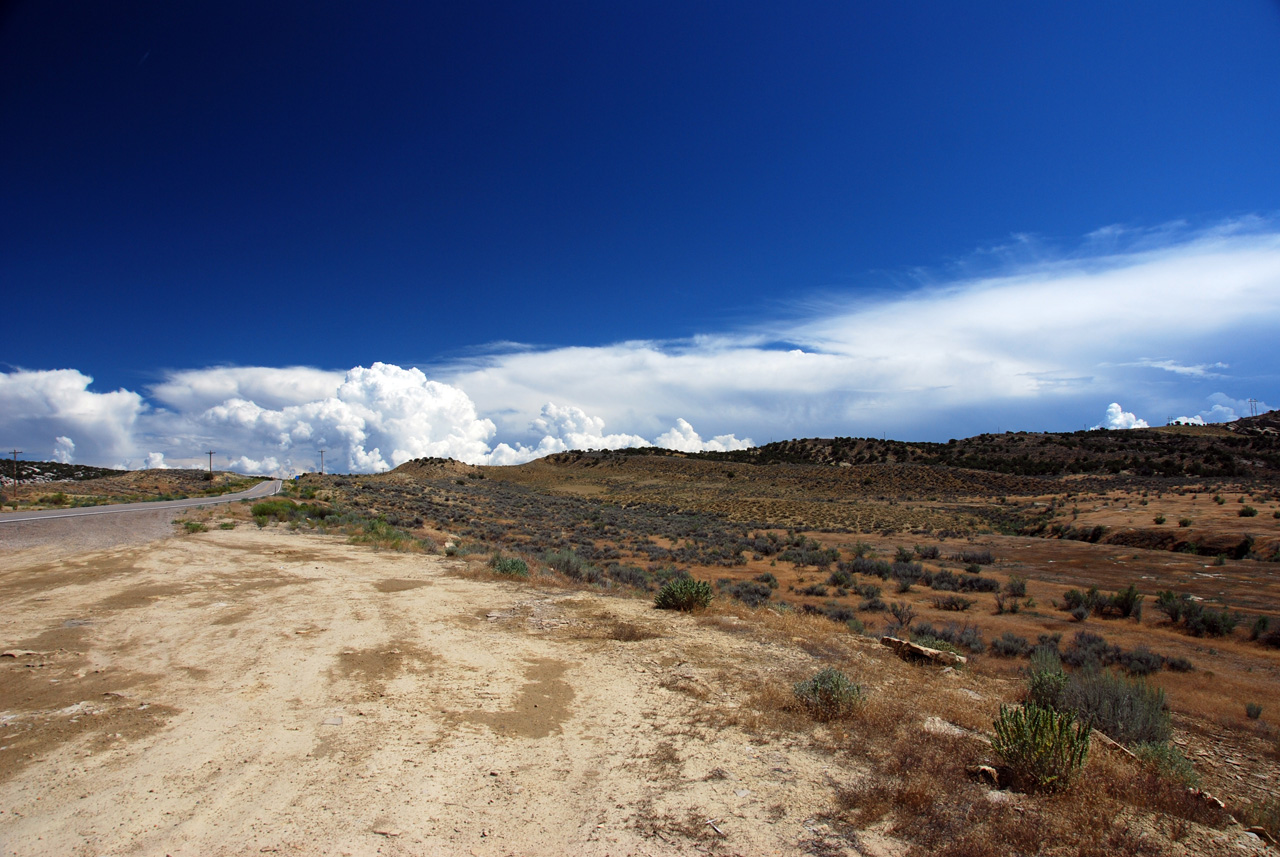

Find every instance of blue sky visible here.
[2,2,1279,474]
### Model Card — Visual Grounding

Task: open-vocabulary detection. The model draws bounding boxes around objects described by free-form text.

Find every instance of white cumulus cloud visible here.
[655,418,753,453]
[1095,403,1150,430]
[52,436,75,464]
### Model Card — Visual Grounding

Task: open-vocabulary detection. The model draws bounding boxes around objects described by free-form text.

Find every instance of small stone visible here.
[322,717,343,726]
[734,789,751,797]
[372,827,401,837]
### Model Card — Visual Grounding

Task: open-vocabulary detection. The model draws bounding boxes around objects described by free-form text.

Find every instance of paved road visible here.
[0,479,282,523]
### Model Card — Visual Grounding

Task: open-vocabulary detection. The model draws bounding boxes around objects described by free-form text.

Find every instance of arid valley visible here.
[2,416,1279,856]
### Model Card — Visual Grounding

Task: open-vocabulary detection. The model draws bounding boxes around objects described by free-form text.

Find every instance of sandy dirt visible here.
[0,525,875,857]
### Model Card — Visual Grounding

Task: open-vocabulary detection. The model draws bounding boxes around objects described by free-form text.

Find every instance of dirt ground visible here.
[0,524,889,857]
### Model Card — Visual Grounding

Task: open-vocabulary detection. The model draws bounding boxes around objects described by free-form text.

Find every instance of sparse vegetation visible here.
[654,577,712,612]
[992,703,1090,793]
[489,554,530,577]
[792,667,864,721]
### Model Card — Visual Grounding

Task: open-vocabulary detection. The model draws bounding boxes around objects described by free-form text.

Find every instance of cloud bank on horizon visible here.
[2,223,1278,476]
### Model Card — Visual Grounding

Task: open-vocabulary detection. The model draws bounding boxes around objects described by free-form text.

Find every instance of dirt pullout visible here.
[0,528,854,856]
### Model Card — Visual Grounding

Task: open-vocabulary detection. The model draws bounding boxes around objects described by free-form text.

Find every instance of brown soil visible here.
[3,467,1278,855]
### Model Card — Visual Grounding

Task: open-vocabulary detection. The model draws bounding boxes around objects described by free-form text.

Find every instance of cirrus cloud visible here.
[1,221,1277,474]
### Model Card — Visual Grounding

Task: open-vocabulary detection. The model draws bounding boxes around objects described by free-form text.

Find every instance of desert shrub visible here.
[1182,603,1239,637]
[795,583,829,597]
[1062,631,1121,669]
[182,520,206,533]
[722,579,773,607]
[992,704,1090,793]
[218,521,235,530]
[1249,616,1270,640]
[1239,505,1258,517]
[991,631,1031,658]
[826,568,853,588]
[1133,742,1200,787]
[253,514,268,528]
[250,498,325,522]
[853,582,881,599]
[994,592,1021,615]
[888,601,916,629]
[1235,798,1280,843]
[927,568,960,591]
[911,620,984,654]
[1154,590,1191,623]
[852,557,891,579]
[1116,646,1165,677]
[1027,648,1067,709]
[931,594,974,611]
[793,667,864,721]
[959,573,999,593]
[858,596,887,612]
[1106,583,1144,619]
[894,546,915,563]
[654,577,713,612]
[1178,517,1193,527]
[543,548,596,581]
[1246,702,1263,720]
[890,561,924,591]
[1062,668,1171,746]
[915,544,940,559]
[954,548,994,566]
[1153,514,1166,525]
[489,555,530,577]
[753,571,778,589]
[1004,574,1027,597]
[1165,655,1194,672]
[818,604,857,624]
[605,564,654,589]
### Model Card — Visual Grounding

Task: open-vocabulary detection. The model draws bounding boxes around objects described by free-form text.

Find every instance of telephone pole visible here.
[319,449,325,476]
[206,450,215,477]
[8,449,21,497]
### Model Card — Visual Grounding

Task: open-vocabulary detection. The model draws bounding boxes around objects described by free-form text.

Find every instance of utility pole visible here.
[1249,398,1259,418]
[319,449,325,476]
[206,450,215,478]
[8,449,21,500]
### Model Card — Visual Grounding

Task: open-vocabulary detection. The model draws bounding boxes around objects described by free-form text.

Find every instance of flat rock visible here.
[880,636,967,666]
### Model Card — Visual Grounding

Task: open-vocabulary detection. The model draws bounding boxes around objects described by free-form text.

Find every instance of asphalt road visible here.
[0,479,282,523]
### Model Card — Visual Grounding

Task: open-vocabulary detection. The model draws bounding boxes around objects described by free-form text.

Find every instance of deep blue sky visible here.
[5,1,1279,389]
[3,2,1280,472]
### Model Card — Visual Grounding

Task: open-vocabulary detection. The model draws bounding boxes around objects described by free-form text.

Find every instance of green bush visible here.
[489,555,529,577]
[1133,741,1199,787]
[992,703,1090,793]
[654,577,713,612]
[1178,517,1193,527]
[793,667,864,721]
[1063,669,1171,746]
[1240,505,1258,517]
[1153,515,1166,525]
[218,521,236,530]
[182,520,206,533]
[1246,702,1263,720]
[1027,647,1068,710]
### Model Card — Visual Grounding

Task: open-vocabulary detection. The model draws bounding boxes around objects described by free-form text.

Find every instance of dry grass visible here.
[302,454,1280,851]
